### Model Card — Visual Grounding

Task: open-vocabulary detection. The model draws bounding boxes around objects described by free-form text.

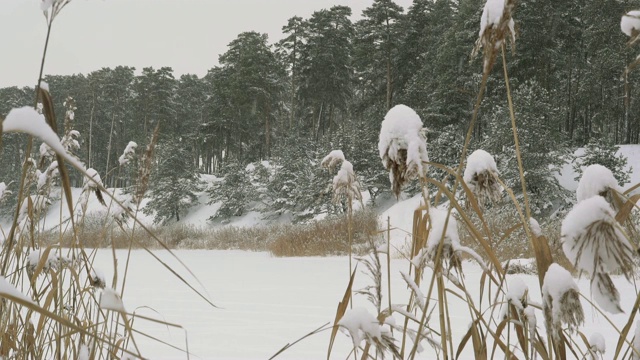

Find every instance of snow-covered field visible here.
[93,249,638,359]
[3,145,640,358]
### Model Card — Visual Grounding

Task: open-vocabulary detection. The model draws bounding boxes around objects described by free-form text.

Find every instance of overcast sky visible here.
[0,0,414,88]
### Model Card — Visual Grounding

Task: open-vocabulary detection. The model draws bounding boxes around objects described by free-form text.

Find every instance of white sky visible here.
[0,0,413,88]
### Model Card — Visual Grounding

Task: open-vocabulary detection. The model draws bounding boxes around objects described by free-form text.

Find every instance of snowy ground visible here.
[3,145,640,358]
[92,249,639,359]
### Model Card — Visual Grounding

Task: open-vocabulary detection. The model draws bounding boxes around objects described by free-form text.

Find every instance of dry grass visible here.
[269,210,381,257]
[458,206,575,272]
[36,209,382,256]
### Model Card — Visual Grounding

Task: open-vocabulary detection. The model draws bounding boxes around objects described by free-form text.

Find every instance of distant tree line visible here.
[1,0,638,222]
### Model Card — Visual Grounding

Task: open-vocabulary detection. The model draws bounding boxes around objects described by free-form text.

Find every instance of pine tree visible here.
[298,6,354,139]
[573,139,631,186]
[143,139,202,224]
[354,0,404,111]
[481,81,571,215]
[207,161,255,219]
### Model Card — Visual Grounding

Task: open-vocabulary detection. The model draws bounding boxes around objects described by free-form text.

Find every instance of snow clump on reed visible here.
[378,104,428,197]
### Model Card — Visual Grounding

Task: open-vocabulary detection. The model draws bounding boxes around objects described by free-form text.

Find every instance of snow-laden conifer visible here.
[378,104,428,197]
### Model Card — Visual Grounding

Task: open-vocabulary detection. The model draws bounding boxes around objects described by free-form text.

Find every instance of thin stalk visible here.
[501,44,532,223]
[2,18,54,276]
[386,216,392,316]
[348,200,353,308]
[437,276,449,360]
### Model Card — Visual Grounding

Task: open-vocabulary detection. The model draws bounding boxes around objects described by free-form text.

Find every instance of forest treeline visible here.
[1,0,638,223]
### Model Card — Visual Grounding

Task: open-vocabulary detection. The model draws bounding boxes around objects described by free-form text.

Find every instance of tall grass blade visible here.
[327,266,356,360]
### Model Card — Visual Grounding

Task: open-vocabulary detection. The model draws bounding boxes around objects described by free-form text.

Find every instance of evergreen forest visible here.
[1,0,638,223]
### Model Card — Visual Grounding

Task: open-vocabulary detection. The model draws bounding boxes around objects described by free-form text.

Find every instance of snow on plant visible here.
[39,142,56,163]
[561,195,634,312]
[378,104,429,197]
[89,268,106,289]
[542,263,584,341]
[2,106,83,170]
[588,332,606,359]
[321,149,345,171]
[35,160,58,194]
[41,0,72,25]
[111,195,135,226]
[503,277,538,354]
[528,217,542,237]
[425,206,462,271]
[463,149,502,206]
[576,164,620,204]
[82,168,106,207]
[622,11,640,39]
[0,182,11,203]
[26,248,74,279]
[622,11,640,76]
[473,0,516,73]
[332,161,363,206]
[99,288,126,313]
[0,276,33,304]
[338,307,400,358]
[17,194,51,225]
[505,277,528,313]
[322,150,363,208]
[119,141,138,166]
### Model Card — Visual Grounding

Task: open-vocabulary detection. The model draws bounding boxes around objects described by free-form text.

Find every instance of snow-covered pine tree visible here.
[267,140,335,222]
[207,161,256,220]
[144,139,201,224]
[481,81,571,215]
[572,139,630,187]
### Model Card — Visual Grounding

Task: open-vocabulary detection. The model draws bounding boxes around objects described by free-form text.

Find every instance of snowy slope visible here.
[4,144,640,238]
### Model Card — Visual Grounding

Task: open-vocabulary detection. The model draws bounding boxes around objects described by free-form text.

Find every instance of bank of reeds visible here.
[0,3,214,358]
[315,2,640,360]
